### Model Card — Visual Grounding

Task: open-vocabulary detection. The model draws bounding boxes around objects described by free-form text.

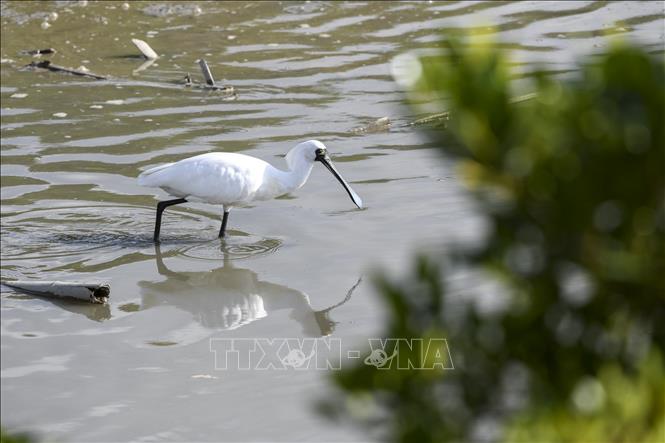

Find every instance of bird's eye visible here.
[315,148,325,156]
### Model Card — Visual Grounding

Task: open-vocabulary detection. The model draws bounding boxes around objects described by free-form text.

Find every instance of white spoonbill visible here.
[138,140,363,241]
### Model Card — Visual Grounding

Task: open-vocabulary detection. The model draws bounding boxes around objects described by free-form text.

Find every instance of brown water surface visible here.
[1,1,663,441]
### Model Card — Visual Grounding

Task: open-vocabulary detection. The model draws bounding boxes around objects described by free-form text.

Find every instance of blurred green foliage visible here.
[323,36,664,443]
[0,427,35,443]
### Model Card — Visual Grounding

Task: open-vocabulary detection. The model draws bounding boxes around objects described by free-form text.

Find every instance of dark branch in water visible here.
[18,50,236,96]
[20,48,57,56]
[198,59,216,86]
[21,60,108,80]
[196,59,234,93]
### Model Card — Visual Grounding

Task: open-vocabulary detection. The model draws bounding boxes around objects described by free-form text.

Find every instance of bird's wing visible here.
[138,153,269,204]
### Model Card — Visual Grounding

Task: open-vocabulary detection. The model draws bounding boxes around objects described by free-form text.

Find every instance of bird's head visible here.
[287,140,363,209]
[286,140,328,163]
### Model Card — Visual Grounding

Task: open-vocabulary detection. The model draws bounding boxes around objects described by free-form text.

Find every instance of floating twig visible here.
[408,111,450,127]
[408,93,538,127]
[21,60,107,80]
[3,280,110,304]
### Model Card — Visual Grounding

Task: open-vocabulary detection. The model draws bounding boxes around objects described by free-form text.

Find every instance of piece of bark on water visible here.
[3,281,110,304]
[22,60,107,80]
[131,38,158,60]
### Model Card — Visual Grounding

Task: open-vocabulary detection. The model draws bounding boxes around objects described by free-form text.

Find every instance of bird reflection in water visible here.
[139,243,361,337]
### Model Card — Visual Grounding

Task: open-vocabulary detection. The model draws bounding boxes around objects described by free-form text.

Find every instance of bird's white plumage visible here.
[138,140,363,242]
[138,140,362,215]
[138,152,282,206]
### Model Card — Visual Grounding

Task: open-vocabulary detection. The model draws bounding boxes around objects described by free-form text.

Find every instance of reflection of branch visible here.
[133,58,157,74]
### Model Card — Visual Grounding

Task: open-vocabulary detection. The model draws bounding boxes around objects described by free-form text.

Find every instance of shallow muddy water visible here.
[1,1,663,442]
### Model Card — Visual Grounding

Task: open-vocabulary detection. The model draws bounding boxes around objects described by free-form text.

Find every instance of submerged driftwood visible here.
[350,117,392,134]
[3,281,110,304]
[408,92,538,127]
[350,93,539,133]
[17,40,236,96]
[21,60,108,80]
[407,111,451,128]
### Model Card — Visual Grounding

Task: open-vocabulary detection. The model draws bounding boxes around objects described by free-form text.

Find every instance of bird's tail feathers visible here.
[137,162,174,186]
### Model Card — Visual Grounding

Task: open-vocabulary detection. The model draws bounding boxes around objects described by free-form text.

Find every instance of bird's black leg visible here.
[219,210,230,238]
[154,198,187,242]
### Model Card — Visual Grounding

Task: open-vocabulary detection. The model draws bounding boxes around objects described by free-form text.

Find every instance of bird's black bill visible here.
[317,156,363,209]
